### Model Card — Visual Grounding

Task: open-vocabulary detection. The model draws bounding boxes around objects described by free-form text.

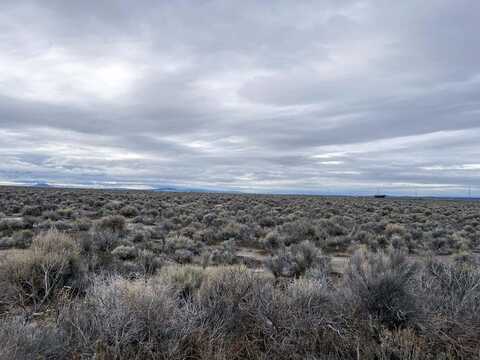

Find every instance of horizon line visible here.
[0,182,478,200]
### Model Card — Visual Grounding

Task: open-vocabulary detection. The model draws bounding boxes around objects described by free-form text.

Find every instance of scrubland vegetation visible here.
[0,186,479,359]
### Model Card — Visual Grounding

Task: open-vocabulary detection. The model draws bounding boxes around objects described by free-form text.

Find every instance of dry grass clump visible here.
[0,230,86,311]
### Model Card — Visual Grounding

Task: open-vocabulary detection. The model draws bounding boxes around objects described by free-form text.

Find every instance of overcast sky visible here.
[1,1,479,195]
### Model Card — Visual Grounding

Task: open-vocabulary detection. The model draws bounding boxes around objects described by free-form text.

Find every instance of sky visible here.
[1,0,479,196]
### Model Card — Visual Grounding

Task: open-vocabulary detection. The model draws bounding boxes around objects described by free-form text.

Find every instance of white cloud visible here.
[0,0,479,195]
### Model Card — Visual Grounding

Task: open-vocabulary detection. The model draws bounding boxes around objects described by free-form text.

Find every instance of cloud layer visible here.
[1,0,479,195]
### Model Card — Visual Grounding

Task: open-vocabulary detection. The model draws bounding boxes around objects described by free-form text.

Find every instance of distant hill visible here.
[31,182,53,188]
[153,186,180,192]
[153,185,238,193]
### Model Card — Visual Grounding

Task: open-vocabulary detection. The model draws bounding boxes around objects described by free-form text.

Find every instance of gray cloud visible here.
[1,0,479,195]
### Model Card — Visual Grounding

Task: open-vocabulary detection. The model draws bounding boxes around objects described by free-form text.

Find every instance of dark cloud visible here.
[0,0,479,195]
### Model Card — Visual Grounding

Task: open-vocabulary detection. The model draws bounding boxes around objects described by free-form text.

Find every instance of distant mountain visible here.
[31,182,53,188]
[153,185,238,193]
[153,186,183,192]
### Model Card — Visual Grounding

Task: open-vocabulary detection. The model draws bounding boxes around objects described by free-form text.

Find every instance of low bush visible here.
[420,259,480,356]
[201,240,237,266]
[90,228,120,252]
[158,265,206,298]
[22,205,43,217]
[261,230,284,252]
[119,205,139,218]
[112,245,137,260]
[265,240,327,278]
[74,217,92,231]
[11,229,34,248]
[344,250,420,330]
[277,220,317,246]
[59,275,179,359]
[0,315,67,359]
[1,260,480,359]
[1,188,480,359]
[0,218,25,233]
[97,215,127,233]
[137,249,163,275]
[193,266,268,356]
[0,230,86,310]
[164,234,202,255]
[261,278,342,357]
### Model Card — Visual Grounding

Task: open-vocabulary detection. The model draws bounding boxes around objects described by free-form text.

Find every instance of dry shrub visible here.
[385,223,407,238]
[193,266,269,358]
[119,205,139,218]
[345,250,420,330]
[277,220,317,246]
[137,249,163,276]
[90,228,120,253]
[265,240,328,278]
[158,265,207,299]
[59,275,179,359]
[11,229,33,249]
[112,245,137,260]
[421,260,480,356]
[164,234,202,254]
[2,259,480,359]
[262,230,284,252]
[201,240,237,266]
[22,205,43,217]
[369,328,428,360]
[97,215,127,233]
[0,230,86,310]
[0,315,66,360]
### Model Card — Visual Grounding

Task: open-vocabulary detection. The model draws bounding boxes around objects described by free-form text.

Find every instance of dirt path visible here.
[235,246,351,274]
